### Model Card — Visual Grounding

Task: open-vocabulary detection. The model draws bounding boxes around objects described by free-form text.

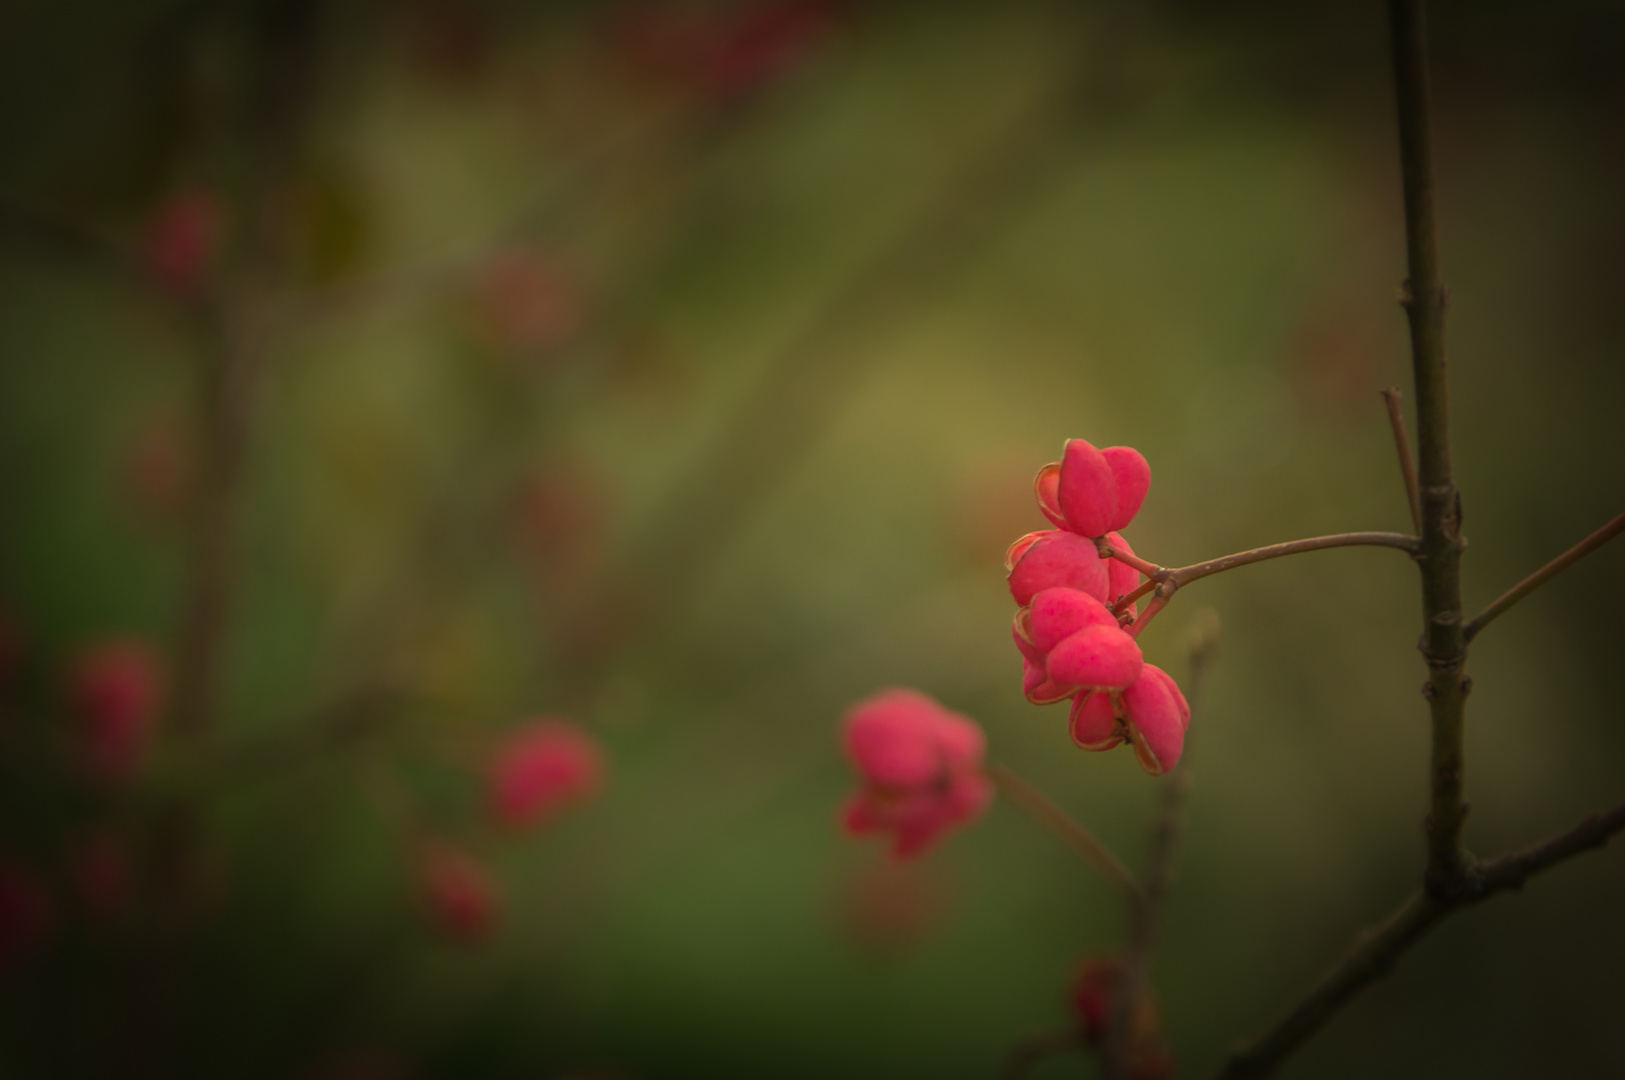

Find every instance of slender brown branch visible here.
[1105,533,1418,619]
[989,764,1143,909]
[1216,797,1625,1079]
[1463,509,1625,642]
[1172,532,1418,587]
[1380,387,1423,532]
[1389,0,1472,897]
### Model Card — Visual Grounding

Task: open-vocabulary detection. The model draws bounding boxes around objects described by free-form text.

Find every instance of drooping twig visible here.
[1462,509,1625,642]
[989,764,1143,908]
[1216,797,1625,1079]
[1380,387,1423,532]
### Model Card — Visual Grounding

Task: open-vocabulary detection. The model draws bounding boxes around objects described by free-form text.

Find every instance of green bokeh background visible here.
[2,1,1623,1077]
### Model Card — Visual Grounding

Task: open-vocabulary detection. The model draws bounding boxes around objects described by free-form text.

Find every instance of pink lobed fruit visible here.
[69,639,164,785]
[486,720,603,828]
[839,689,993,859]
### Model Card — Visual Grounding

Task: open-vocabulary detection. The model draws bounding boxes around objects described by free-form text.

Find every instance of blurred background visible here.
[2,1,1624,1076]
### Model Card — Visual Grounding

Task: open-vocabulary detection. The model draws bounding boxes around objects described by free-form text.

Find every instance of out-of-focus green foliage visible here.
[2,1,1624,1077]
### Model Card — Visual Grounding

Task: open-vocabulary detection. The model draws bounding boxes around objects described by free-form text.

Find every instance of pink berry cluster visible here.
[839,689,992,859]
[1007,440,1190,775]
[417,719,603,943]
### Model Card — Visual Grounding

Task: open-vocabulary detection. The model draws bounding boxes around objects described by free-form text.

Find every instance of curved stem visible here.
[1463,509,1625,642]
[989,764,1144,910]
[1106,532,1418,618]
[1170,532,1418,586]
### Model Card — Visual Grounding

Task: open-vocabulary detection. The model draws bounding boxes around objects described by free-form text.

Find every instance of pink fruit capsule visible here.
[1056,439,1117,538]
[1046,624,1144,691]
[1008,531,1109,606]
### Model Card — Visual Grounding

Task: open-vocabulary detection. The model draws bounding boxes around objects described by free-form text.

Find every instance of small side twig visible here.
[1463,509,1625,642]
[1380,387,1423,532]
[1216,797,1625,1080]
[989,764,1143,909]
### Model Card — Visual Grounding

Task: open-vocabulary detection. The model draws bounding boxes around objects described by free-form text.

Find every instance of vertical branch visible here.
[132,6,321,1077]
[1389,0,1472,896]
[171,0,317,749]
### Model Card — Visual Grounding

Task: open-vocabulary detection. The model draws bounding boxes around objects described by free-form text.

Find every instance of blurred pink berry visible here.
[1070,955,1120,1042]
[0,858,53,974]
[141,189,224,298]
[1033,439,1151,538]
[839,688,992,859]
[417,844,497,943]
[1069,664,1190,776]
[487,720,603,828]
[69,639,164,784]
[1068,954,1171,1076]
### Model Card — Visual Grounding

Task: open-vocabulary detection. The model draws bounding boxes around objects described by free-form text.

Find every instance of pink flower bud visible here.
[417,844,497,943]
[840,689,992,859]
[486,720,603,828]
[1007,530,1109,607]
[69,639,164,785]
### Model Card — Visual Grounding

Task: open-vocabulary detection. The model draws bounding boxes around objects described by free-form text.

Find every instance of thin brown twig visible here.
[1463,509,1625,642]
[1101,622,1216,1078]
[1104,532,1419,618]
[990,764,1143,909]
[1215,797,1625,1079]
[1380,387,1423,532]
